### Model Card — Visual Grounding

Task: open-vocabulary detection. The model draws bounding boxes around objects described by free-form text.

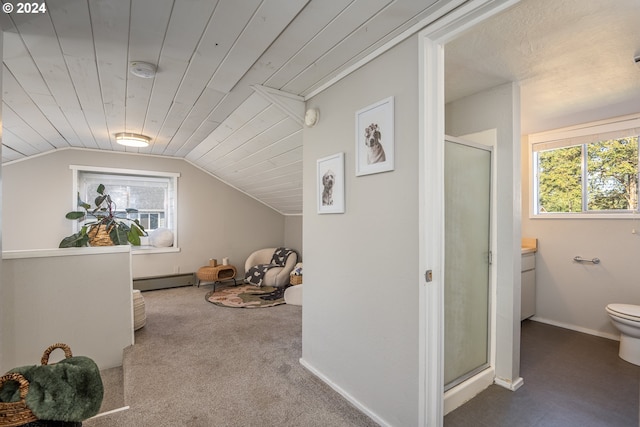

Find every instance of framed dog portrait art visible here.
[355,96,394,176]
[317,152,345,214]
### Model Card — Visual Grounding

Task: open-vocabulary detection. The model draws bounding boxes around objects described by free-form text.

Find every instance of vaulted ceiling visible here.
[0,0,445,214]
[1,0,639,215]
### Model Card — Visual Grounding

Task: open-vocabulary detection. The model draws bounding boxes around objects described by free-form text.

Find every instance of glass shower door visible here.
[444,138,492,390]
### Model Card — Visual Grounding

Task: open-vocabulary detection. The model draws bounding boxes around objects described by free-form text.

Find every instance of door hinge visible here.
[488,251,493,265]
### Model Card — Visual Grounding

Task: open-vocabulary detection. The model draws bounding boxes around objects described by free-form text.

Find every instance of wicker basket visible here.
[40,343,73,366]
[87,225,113,247]
[290,275,302,285]
[0,373,38,427]
[133,290,146,331]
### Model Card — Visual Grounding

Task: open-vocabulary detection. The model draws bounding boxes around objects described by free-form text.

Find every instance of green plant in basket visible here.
[59,184,147,247]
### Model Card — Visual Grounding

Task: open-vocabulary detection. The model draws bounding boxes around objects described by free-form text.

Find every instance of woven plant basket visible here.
[290,275,302,285]
[87,225,113,247]
[0,373,38,427]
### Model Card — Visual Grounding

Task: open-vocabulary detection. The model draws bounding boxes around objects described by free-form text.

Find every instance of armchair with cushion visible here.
[244,247,298,287]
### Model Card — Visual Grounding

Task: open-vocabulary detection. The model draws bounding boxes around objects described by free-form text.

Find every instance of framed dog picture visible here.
[317,152,345,214]
[355,96,394,176]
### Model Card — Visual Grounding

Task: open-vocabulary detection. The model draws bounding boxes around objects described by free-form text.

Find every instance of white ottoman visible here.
[284,285,302,306]
[133,289,146,330]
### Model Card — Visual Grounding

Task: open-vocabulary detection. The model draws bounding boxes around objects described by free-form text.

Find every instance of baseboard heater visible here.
[133,273,195,291]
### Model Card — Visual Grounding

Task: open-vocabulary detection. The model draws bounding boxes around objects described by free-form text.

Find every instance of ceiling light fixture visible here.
[129,61,157,78]
[115,132,151,148]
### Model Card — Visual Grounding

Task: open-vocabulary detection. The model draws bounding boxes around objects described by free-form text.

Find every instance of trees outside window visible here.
[537,145,582,213]
[587,137,638,211]
[534,136,639,214]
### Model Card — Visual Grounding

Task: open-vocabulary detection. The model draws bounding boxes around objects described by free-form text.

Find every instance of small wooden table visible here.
[196,264,237,292]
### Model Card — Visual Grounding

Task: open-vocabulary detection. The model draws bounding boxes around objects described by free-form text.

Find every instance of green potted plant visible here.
[59,184,147,247]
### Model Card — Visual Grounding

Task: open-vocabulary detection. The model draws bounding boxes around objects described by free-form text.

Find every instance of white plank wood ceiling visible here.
[0,0,444,214]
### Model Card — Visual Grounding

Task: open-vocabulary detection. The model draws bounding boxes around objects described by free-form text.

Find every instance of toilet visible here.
[606,304,640,365]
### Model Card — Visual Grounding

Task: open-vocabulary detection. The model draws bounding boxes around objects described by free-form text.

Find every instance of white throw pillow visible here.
[149,228,174,247]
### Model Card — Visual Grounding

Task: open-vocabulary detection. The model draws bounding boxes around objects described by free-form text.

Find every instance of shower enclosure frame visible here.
[443,136,494,394]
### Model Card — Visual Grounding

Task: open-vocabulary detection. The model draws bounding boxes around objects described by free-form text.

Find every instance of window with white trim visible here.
[70,165,179,249]
[530,115,640,217]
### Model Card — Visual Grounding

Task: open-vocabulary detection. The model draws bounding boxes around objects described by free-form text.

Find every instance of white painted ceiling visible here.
[1,0,639,214]
[445,0,640,135]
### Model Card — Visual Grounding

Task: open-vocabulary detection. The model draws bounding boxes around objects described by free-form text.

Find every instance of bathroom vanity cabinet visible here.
[521,238,537,321]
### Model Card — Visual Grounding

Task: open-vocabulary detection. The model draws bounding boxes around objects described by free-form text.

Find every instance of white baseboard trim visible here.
[299,357,390,427]
[494,376,524,391]
[530,316,619,341]
[444,367,494,415]
[88,405,130,420]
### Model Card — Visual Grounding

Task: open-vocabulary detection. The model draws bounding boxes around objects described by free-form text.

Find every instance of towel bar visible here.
[573,256,600,264]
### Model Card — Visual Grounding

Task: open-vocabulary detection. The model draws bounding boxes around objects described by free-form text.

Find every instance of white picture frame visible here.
[317,152,345,214]
[355,96,395,176]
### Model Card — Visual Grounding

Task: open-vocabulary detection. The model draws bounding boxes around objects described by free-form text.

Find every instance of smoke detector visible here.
[129,61,157,78]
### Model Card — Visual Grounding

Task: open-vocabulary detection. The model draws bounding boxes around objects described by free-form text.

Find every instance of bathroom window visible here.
[530,114,640,217]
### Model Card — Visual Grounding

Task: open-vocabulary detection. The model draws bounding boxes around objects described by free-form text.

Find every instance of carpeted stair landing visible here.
[84,285,376,427]
[94,366,125,415]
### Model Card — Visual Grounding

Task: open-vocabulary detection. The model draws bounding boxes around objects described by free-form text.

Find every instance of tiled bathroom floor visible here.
[444,320,639,427]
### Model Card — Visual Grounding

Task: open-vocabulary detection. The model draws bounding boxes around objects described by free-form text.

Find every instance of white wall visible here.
[302,36,420,426]
[2,247,133,372]
[445,82,522,387]
[521,137,639,338]
[2,149,286,278]
[284,215,302,260]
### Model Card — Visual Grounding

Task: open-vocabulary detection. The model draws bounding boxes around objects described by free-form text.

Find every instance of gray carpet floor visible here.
[85,285,377,427]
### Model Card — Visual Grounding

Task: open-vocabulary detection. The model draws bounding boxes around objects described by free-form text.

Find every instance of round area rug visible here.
[205,284,287,308]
